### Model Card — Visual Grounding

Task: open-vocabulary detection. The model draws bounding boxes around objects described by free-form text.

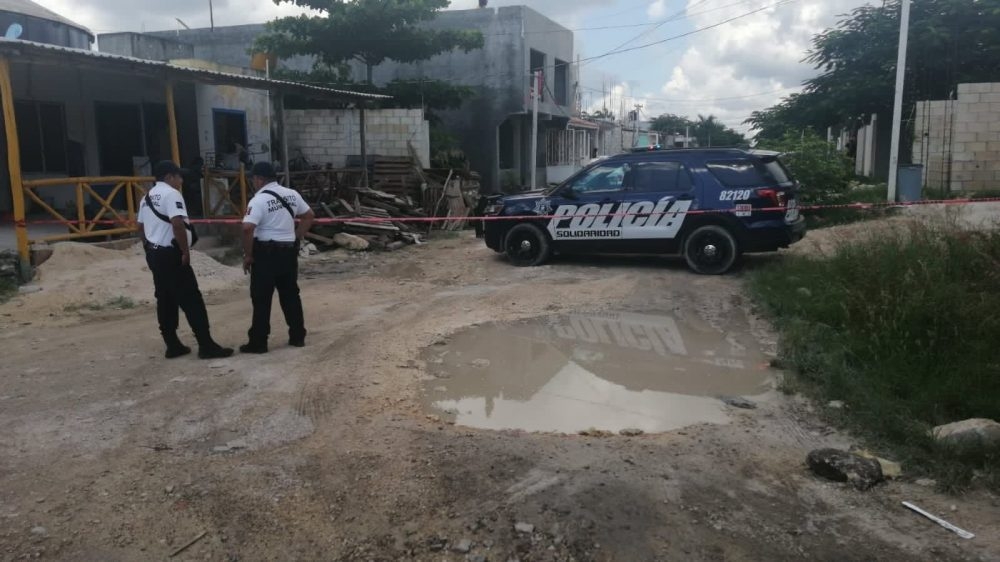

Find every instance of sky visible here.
[33,0,877,134]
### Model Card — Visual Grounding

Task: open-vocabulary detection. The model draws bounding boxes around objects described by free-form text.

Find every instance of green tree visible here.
[256,0,484,85]
[649,113,692,134]
[747,0,1000,140]
[759,130,853,203]
[649,113,745,146]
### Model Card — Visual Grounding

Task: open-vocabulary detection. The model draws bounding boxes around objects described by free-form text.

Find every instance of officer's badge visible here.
[533,198,553,216]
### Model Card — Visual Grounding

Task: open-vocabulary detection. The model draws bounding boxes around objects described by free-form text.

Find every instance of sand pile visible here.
[2,242,245,319]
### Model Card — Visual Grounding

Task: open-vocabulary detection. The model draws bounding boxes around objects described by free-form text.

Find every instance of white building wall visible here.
[194,84,270,165]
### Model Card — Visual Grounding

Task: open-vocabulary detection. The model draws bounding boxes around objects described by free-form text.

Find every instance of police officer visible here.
[240,162,315,353]
[138,161,234,360]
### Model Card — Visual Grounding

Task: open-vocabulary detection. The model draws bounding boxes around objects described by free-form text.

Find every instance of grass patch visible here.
[0,278,15,304]
[65,296,137,313]
[804,183,896,229]
[750,222,1000,491]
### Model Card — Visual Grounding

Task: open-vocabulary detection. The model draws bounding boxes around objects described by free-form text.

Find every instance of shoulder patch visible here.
[176,201,184,210]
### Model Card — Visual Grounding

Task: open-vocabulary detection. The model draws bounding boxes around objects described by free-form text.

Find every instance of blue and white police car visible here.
[482,148,806,275]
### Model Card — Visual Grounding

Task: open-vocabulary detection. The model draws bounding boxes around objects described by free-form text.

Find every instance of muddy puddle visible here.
[421,311,775,434]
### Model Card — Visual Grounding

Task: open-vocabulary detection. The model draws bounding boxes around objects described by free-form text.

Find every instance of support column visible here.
[165,81,181,165]
[359,106,369,187]
[0,57,29,273]
[278,93,290,186]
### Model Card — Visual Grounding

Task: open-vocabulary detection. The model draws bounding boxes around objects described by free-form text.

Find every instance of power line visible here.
[580,0,713,69]
[576,0,801,66]
[580,85,800,103]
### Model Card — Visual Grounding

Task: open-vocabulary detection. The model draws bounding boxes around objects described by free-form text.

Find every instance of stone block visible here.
[970,102,992,113]
[967,141,988,152]
[967,122,989,134]
[972,83,994,94]
[950,180,966,192]
[953,151,974,162]
[958,83,974,95]
[993,83,1000,93]
[977,132,1000,143]
[961,93,981,104]
[954,132,977,143]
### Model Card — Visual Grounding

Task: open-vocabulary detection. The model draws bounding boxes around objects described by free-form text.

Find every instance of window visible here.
[631,162,692,194]
[759,157,793,184]
[15,101,67,174]
[569,162,631,194]
[706,160,767,187]
[530,49,546,102]
[707,159,793,188]
[554,58,568,106]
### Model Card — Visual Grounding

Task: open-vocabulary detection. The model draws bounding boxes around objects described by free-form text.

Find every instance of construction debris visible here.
[302,155,481,252]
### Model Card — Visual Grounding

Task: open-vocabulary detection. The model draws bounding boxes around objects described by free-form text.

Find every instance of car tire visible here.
[504,223,552,267]
[683,225,739,275]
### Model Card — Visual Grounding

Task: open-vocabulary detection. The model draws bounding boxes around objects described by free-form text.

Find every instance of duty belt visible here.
[254,240,297,249]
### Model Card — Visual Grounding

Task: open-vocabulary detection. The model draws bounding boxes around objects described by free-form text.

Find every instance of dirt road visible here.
[1,234,997,561]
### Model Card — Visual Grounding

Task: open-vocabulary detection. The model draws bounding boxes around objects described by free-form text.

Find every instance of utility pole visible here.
[887,0,911,202]
[530,70,540,190]
[684,125,690,148]
[208,0,215,31]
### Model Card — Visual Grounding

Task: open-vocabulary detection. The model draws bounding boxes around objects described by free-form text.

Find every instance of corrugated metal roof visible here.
[0,0,92,36]
[0,38,389,101]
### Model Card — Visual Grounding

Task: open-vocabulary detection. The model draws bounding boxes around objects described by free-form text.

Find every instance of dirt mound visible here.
[1,242,245,322]
[789,202,1000,257]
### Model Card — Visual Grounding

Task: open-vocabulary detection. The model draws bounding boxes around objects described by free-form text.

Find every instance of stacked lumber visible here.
[372,157,421,198]
[308,186,425,251]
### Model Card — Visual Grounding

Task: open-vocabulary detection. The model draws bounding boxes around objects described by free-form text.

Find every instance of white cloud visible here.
[640,0,876,130]
[33,0,311,33]
[648,0,668,19]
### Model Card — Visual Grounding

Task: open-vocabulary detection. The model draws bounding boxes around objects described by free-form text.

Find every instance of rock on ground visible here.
[932,418,1000,450]
[807,449,884,491]
[333,233,370,252]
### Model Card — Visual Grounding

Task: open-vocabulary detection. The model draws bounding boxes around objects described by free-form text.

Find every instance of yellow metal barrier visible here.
[21,176,153,244]
[202,165,248,218]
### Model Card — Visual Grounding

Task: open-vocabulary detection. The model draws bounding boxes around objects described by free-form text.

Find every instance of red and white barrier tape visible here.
[11,197,1000,228]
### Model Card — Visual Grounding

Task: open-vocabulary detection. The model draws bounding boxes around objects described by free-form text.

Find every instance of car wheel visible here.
[504,223,552,267]
[684,225,738,275]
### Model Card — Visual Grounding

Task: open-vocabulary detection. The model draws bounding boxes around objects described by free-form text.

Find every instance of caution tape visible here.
[11,196,1000,228]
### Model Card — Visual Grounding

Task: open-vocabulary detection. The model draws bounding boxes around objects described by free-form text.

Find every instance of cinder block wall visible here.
[285,109,431,169]
[914,83,1000,192]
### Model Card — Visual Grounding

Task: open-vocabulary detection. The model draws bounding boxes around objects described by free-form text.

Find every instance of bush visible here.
[0,279,14,304]
[759,130,854,204]
[750,223,1000,489]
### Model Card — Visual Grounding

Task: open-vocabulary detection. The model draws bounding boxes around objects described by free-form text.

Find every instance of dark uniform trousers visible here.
[248,241,306,345]
[145,246,213,346]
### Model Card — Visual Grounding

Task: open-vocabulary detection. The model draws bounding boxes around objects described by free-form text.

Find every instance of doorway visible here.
[212,109,248,170]
[95,102,142,176]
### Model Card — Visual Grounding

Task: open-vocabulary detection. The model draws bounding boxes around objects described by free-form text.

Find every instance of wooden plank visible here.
[344,221,400,233]
[320,202,339,219]
[305,232,336,246]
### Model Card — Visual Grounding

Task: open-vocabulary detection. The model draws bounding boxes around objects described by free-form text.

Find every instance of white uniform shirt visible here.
[243,182,311,242]
[138,182,192,247]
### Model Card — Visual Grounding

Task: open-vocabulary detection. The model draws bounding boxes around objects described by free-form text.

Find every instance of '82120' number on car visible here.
[719,189,752,201]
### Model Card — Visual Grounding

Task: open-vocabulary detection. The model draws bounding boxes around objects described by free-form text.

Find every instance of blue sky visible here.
[39,0,876,133]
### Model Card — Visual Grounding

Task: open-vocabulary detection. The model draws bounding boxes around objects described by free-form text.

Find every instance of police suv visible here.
[482,148,806,275]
